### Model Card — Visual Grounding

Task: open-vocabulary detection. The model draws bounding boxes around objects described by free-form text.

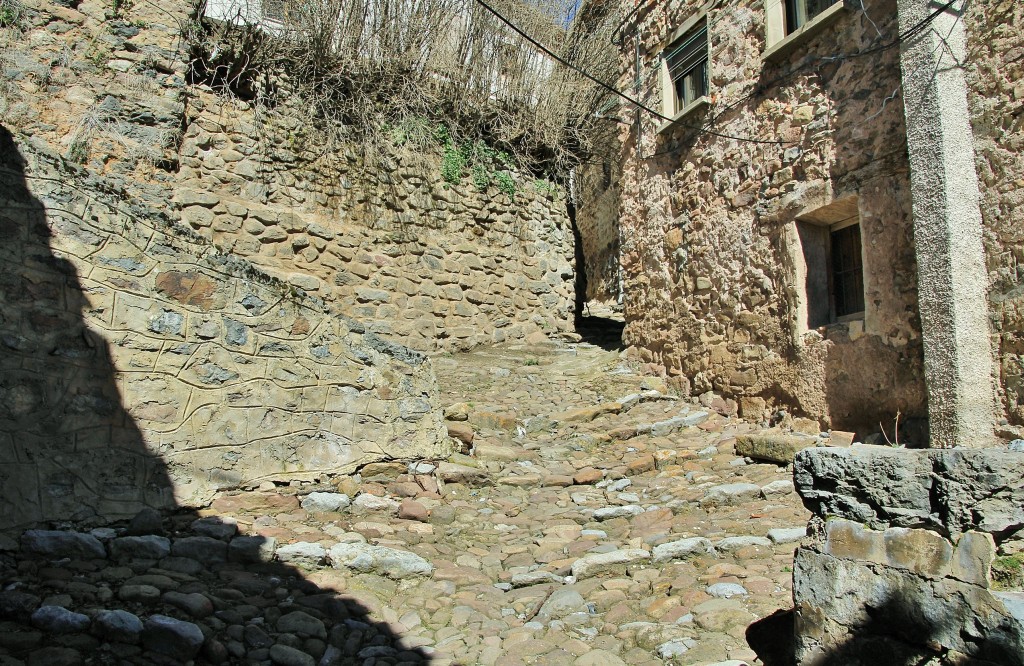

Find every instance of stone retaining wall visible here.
[0,135,452,532]
[173,93,578,351]
[1,0,577,355]
[783,446,1024,665]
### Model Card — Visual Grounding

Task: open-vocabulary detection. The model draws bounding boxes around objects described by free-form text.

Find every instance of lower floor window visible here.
[797,213,865,328]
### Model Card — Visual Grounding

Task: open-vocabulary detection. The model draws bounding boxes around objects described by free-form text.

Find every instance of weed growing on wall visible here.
[0,0,23,28]
[187,0,620,178]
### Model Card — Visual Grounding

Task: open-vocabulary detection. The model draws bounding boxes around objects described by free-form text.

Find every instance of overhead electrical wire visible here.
[476,0,962,150]
[471,0,791,145]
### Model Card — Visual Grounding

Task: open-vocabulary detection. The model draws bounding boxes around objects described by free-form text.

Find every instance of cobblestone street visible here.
[1,339,809,665]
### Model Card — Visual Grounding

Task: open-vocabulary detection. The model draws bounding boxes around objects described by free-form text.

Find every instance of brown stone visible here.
[626,454,656,474]
[552,403,623,424]
[447,422,475,452]
[398,499,429,522]
[155,270,217,309]
[573,468,604,485]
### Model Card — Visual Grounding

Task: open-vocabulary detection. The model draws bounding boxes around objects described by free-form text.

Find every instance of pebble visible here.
[141,614,204,659]
[30,606,90,633]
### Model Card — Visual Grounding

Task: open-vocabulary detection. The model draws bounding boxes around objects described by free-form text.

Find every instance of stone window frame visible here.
[764,0,847,63]
[791,196,868,338]
[657,8,713,134]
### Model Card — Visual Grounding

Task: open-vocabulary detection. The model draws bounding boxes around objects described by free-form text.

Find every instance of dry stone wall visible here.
[0,134,451,532]
[1,0,576,357]
[173,93,577,353]
[616,0,926,436]
[785,446,1024,665]
[966,0,1024,430]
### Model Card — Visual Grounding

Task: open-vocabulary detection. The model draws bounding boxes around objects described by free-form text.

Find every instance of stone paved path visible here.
[0,340,808,665]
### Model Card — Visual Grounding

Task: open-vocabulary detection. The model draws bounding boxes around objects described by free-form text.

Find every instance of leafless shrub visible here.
[188,0,619,176]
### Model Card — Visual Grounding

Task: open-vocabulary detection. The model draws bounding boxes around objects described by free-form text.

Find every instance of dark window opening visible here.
[797,217,865,328]
[785,0,840,34]
[666,22,709,114]
[831,223,865,318]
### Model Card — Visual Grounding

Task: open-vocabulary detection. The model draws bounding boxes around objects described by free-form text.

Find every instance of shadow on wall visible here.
[0,125,429,664]
[746,594,1022,666]
[0,128,177,526]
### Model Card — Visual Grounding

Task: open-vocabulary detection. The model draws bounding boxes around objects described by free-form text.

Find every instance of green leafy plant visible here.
[494,171,516,198]
[992,554,1024,590]
[0,0,23,28]
[441,139,466,185]
[110,0,133,18]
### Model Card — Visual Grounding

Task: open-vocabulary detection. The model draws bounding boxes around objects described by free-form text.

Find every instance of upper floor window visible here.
[786,0,841,34]
[663,21,709,118]
[764,0,845,61]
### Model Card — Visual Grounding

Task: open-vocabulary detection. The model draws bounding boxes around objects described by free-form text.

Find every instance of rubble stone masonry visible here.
[616,0,927,436]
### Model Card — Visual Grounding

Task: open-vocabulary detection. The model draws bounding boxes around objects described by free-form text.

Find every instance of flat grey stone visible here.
[327,543,432,578]
[571,548,651,579]
[536,588,588,618]
[768,527,807,544]
[351,494,400,512]
[699,483,761,507]
[30,606,90,633]
[300,492,351,513]
[275,542,326,567]
[22,530,106,560]
[761,480,796,496]
[706,583,748,598]
[593,505,644,520]
[716,536,772,551]
[109,535,171,561]
[652,537,713,562]
[510,571,564,588]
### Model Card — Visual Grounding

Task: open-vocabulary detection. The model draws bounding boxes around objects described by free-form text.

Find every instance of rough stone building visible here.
[590,0,1021,445]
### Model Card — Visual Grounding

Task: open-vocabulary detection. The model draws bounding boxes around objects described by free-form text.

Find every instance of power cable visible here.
[470,0,792,145]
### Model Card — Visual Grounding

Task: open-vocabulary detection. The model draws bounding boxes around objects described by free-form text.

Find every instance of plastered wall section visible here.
[0,141,452,532]
[616,0,926,434]
[965,0,1024,428]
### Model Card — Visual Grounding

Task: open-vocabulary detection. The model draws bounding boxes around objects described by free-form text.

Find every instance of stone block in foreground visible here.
[793,445,1024,536]
[779,446,1024,665]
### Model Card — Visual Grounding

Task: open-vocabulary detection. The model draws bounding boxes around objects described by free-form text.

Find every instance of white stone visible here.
[716,536,772,551]
[706,583,748,598]
[593,505,645,521]
[301,492,351,513]
[571,548,651,579]
[328,543,432,578]
[652,537,713,563]
[275,542,327,566]
[768,527,807,544]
